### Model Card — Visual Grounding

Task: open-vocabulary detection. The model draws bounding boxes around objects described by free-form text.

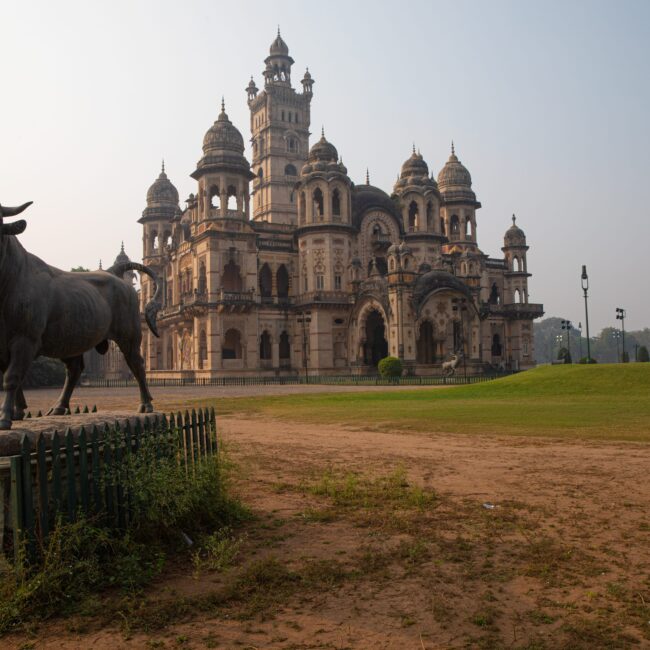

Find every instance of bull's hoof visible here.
[47,407,67,416]
[138,403,154,414]
[0,419,12,431]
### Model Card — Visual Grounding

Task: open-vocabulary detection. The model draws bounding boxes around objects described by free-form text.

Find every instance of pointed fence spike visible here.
[92,405,97,413]
[83,405,89,413]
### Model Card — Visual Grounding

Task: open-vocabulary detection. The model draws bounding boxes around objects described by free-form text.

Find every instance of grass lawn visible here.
[211,364,650,442]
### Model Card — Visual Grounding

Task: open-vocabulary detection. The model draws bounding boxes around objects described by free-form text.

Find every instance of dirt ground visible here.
[6,386,650,649]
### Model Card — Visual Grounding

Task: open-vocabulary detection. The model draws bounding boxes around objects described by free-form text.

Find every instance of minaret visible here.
[247,29,314,224]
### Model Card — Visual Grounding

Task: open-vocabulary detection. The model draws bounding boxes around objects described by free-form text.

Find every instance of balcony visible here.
[216,288,256,313]
[295,291,354,307]
[481,302,545,320]
[371,233,392,251]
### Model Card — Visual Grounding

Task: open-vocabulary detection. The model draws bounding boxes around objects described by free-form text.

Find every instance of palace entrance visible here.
[363,309,388,366]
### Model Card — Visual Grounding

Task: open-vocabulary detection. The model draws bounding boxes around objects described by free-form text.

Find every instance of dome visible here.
[438,143,472,189]
[113,242,130,266]
[504,214,526,246]
[308,131,338,163]
[270,31,289,56]
[146,163,179,207]
[400,149,429,179]
[351,184,402,231]
[202,101,245,155]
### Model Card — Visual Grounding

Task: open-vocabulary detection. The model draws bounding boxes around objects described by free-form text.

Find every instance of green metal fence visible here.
[6,407,217,562]
[85,373,514,388]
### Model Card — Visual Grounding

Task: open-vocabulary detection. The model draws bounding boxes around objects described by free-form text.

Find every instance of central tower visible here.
[247,30,314,224]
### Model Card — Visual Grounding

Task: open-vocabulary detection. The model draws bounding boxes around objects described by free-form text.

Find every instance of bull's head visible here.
[0,202,33,238]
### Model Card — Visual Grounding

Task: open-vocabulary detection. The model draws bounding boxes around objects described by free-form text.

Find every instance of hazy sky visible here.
[2,0,649,332]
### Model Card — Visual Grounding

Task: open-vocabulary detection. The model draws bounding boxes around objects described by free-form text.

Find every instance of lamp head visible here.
[581,265,588,290]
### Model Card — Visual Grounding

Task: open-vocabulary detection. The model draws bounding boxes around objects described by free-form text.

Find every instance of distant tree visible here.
[557,347,572,364]
[638,346,650,362]
[70,266,90,272]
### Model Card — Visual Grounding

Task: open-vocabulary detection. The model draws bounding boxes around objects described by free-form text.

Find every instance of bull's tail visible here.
[107,262,162,338]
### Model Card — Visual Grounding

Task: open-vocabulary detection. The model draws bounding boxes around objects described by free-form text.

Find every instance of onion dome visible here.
[202,100,245,155]
[146,161,179,207]
[139,162,180,224]
[270,30,289,56]
[394,146,439,195]
[308,130,338,163]
[113,241,130,266]
[192,100,253,180]
[437,142,474,201]
[504,214,527,247]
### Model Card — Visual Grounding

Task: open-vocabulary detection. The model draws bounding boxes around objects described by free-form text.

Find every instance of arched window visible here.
[313,188,324,219]
[226,186,237,211]
[259,263,272,299]
[332,188,341,216]
[285,163,297,176]
[417,320,436,364]
[287,138,296,153]
[198,261,207,294]
[408,201,418,232]
[426,202,434,230]
[222,260,243,292]
[222,329,242,360]
[513,257,520,272]
[450,215,460,238]
[491,334,502,357]
[299,192,306,224]
[489,282,500,305]
[277,264,289,300]
[281,110,285,121]
[209,186,220,209]
[198,330,207,369]
[440,217,446,235]
[514,288,522,303]
[279,331,290,360]
[260,331,272,360]
[465,218,473,237]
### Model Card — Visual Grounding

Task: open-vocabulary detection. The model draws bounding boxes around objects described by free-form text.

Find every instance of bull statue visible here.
[441,352,461,377]
[0,201,161,430]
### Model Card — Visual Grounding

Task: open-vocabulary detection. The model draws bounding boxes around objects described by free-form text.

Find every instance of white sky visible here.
[1,0,649,331]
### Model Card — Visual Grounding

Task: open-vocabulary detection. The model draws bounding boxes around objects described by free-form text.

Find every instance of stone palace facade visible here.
[138,31,544,378]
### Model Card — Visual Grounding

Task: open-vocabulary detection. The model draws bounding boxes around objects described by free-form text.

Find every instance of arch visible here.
[450,215,460,238]
[222,329,242,360]
[332,188,341,217]
[363,309,388,366]
[279,331,291,360]
[226,185,237,211]
[313,187,324,219]
[440,217,445,235]
[408,201,418,232]
[513,257,520,272]
[299,192,306,224]
[426,201,434,230]
[514,288,522,304]
[198,329,207,369]
[198,261,207,294]
[465,218,473,238]
[488,282,500,305]
[417,320,436,364]
[222,260,243,292]
[285,163,297,176]
[259,330,272,360]
[259,263,272,299]
[491,333,503,357]
[276,264,289,299]
[209,186,220,209]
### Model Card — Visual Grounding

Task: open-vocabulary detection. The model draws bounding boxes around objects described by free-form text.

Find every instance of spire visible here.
[120,241,125,254]
[512,214,517,225]
[366,168,370,185]
[221,96,225,113]
[412,142,416,155]
[451,140,455,156]
[277,25,281,37]
[161,159,165,174]
[99,259,103,270]
[321,126,325,138]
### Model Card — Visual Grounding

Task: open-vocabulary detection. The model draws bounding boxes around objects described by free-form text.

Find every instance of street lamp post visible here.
[616,308,627,362]
[581,266,592,363]
[297,310,312,383]
[613,329,620,363]
[555,334,563,360]
[561,319,573,363]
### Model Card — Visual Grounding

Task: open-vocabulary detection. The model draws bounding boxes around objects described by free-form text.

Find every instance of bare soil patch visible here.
[5,386,650,649]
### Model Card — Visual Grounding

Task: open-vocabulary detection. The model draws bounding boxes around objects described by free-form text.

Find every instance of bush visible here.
[638,346,650,363]
[0,439,248,634]
[23,356,66,388]
[378,356,403,378]
[578,357,598,364]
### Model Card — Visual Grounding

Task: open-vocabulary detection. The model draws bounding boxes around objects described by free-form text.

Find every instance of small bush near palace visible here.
[378,356,403,378]
[638,346,649,362]
[578,356,598,364]
[0,440,249,635]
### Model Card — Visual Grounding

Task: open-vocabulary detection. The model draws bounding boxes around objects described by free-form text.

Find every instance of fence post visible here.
[36,433,49,545]
[191,409,199,462]
[64,428,77,521]
[209,407,217,452]
[10,455,24,563]
[51,431,63,515]
[91,425,102,515]
[78,427,90,515]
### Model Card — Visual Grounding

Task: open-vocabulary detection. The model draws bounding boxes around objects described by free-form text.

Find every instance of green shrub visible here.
[578,357,598,364]
[378,356,403,378]
[0,440,248,634]
[638,346,650,362]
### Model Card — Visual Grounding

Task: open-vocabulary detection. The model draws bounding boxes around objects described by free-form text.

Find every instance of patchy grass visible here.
[212,364,650,441]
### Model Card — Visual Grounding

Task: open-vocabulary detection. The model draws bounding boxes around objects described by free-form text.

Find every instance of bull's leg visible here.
[117,341,153,413]
[1,338,37,430]
[47,356,84,416]
[13,387,28,421]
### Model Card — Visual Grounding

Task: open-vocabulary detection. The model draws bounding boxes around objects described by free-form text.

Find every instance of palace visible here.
[138,31,544,378]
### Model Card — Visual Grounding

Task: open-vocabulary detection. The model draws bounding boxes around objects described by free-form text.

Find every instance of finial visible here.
[161,158,165,174]
[451,140,455,155]
[412,142,416,155]
[321,126,325,138]
[512,213,516,224]
[120,241,125,254]
[221,96,225,113]
[277,25,281,37]
[366,168,370,185]
[99,259,103,270]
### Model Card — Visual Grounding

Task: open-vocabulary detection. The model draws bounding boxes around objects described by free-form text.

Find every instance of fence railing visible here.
[83,373,514,388]
[5,407,217,562]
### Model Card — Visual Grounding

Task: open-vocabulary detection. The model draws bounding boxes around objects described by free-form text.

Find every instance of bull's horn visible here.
[0,201,33,217]
[1,220,27,236]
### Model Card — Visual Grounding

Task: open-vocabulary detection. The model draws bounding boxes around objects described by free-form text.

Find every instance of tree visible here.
[378,356,403,378]
[557,347,572,364]
[638,346,650,362]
